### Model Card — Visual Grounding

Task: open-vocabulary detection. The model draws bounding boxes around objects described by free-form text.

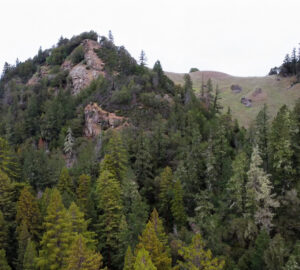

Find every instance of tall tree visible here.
[76,174,92,214]
[171,179,187,229]
[134,248,157,270]
[246,146,279,232]
[65,234,105,270]
[23,239,37,270]
[123,246,134,270]
[177,234,225,270]
[96,169,123,268]
[36,189,73,270]
[0,249,11,270]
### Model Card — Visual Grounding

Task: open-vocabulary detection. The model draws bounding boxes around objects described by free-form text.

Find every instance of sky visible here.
[1,0,300,77]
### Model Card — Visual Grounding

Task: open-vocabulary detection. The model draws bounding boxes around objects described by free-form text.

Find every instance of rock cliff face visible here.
[63,39,105,95]
[84,103,127,137]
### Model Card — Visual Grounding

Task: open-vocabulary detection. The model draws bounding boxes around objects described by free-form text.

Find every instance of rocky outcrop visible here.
[84,103,127,137]
[63,39,105,95]
[231,84,242,93]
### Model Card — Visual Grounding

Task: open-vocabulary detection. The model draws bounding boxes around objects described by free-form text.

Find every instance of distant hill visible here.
[166,70,300,127]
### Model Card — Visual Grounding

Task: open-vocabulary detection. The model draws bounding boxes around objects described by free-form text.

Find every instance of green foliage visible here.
[0,210,8,251]
[0,249,11,270]
[189,67,199,73]
[171,179,187,228]
[264,234,287,270]
[76,174,92,214]
[177,234,225,270]
[123,246,134,270]
[70,45,85,64]
[23,239,37,270]
[134,248,157,270]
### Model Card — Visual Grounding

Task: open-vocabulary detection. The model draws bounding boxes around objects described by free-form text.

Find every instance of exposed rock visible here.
[63,39,105,95]
[231,84,242,93]
[84,103,127,137]
[27,66,50,85]
[69,64,101,95]
[241,97,252,107]
[252,87,262,97]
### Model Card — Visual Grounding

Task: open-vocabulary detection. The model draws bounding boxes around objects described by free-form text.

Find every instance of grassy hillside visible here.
[166,71,300,127]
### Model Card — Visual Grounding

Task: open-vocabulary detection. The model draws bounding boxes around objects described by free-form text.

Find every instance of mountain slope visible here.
[166,70,300,126]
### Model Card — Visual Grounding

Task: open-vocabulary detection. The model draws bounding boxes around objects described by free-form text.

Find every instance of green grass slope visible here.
[166,71,300,127]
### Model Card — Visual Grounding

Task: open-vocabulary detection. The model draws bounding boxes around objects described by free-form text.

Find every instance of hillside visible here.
[166,70,300,126]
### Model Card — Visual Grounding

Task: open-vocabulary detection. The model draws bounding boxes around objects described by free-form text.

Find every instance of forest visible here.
[0,31,300,270]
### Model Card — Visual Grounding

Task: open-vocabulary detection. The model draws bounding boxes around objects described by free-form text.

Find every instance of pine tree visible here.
[177,234,225,270]
[108,30,114,43]
[226,152,248,214]
[0,170,15,221]
[104,131,128,182]
[0,137,20,179]
[65,234,105,270]
[269,105,297,193]
[158,167,173,226]
[136,220,171,270]
[149,209,169,248]
[134,248,157,270]
[16,221,31,270]
[264,234,287,270]
[0,249,11,270]
[57,167,74,206]
[36,189,73,270]
[64,127,74,167]
[96,169,123,268]
[16,186,41,238]
[246,146,279,232]
[171,179,187,228]
[68,202,96,249]
[23,239,37,270]
[123,246,134,270]
[139,50,147,67]
[76,174,91,214]
[255,104,270,172]
[0,210,8,251]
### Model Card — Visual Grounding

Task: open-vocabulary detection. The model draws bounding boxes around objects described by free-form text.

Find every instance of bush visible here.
[111,86,132,105]
[70,45,85,65]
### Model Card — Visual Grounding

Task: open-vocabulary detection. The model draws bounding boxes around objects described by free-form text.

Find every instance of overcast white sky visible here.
[1,0,300,76]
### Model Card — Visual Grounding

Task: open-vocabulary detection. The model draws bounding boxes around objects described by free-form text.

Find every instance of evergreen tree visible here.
[0,170,15,221]
[96,169,123,268]
[255,104,270,172]
[171,179,187,229]
[16,186,41,238]
[64,127,74,167]
[76,174,91,214]
[134,248,157,270]
[136,220,171,270]
[36,189,73,270]
[177,234,225,270]
[149,209,169,248]
[123,246,134,270]
[65,234,105,270]
[251,230,270,270]
[226,152,248,214]
[68,202,96,249]
[23,239,37,270]
[246,146,279,232]
[158,167,173,226]
[16,222,31,270]
[139,50,147,67]
[264,234,287,270]
[0,210,8,251]
[0,249,11,270]
[269,105,297,193]
[57,167,74,206]
[103,131,128,182]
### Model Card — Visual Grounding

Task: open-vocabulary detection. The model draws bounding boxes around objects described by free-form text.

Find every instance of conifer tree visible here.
[226,152,248,214]
[0,210,8,251]
[23,239,37,270]
[76,174,91,214]
[58,167,74,206]
[68,202,96,249]
[36,189,73,270]
[177,234,225,270]
[65,234,105,270]
[123,246,134,270]
[0,170,15,221]
[64,127,74,167]
[96,169,123,268]
[158,167,173,226]
[171,179,187,228]
[136,220,171,270]
[269,105,297,193]
[104,131,128,182]
[255,104,270,172]
[134,248,157,270]
[0,137,19,179]
[16,221,31,270]
[16,186,41,238]
[246,146,279,232]
[0,249,11,270]
[149,209,169,248]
